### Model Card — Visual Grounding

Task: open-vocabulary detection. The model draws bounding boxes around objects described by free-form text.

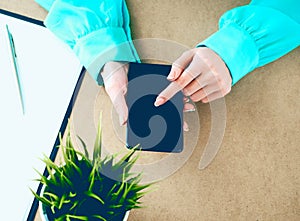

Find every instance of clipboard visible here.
[0,9,84,220]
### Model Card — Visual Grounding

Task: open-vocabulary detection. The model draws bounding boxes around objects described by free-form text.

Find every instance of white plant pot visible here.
[39,204,130,221]
[39,186,130,221]
[39,202,130,221]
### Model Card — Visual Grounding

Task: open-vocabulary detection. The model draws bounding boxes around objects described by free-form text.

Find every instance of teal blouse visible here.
[36,0,300,85]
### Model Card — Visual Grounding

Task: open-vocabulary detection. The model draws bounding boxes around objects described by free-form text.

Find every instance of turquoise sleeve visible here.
[199,0,300,85]
[35,0,139,84]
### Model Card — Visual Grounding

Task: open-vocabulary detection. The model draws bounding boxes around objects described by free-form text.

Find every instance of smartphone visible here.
[126,62,183,153]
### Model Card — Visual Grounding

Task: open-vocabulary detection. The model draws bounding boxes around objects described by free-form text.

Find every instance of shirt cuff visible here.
[198,23,259,85]
[73,27,137,84]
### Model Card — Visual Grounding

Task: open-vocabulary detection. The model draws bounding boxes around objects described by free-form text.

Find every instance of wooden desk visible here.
[1,1,299,220]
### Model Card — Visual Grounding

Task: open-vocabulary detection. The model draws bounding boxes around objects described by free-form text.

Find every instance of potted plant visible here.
[32,118,151,221]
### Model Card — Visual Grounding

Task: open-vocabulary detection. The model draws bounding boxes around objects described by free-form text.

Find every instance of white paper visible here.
[0,13,82,220]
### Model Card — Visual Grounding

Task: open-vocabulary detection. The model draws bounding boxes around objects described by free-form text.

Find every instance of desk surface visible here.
[1,1,299,220]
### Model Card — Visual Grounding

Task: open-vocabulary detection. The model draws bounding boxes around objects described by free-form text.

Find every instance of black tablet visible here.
[126,62,184,153]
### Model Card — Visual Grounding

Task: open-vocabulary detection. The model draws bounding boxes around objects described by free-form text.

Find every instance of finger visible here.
[189,84,219,102]
[101,62,128,81]
[155,56,202,107]
[201,91,225,103]
[174,55,203,89]
[154,81,183,107]
[183,72,214,96]
[183,102,195,112]
[112,91,128,126]
[105,70,128,102]
[167,50,194,81]
[184,96,190,102]
[183,121,189,132]
[105,78,128,125]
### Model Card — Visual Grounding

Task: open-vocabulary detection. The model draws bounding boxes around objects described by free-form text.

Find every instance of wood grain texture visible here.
[1,0,298,220]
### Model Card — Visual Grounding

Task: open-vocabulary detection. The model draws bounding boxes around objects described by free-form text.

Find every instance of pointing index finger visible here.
[154,81,183,107]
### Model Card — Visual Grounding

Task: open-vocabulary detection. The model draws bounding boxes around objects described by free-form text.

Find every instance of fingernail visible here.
[183,124,189,132]
[167,67,177,80]
[154,97,165,107]
[167,72,175,80]
[184,97,190,102]
[184,108,195,113]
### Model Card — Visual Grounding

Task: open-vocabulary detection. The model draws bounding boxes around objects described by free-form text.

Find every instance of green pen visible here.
[6,24,25,114]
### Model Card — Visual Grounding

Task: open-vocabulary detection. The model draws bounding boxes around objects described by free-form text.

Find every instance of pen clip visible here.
[6,25,17,57]
[11,35,17,57]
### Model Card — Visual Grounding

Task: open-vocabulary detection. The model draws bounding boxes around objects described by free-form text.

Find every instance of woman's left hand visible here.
[154,47,232,106]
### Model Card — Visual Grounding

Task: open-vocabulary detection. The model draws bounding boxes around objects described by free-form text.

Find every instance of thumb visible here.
[112,89,128,126]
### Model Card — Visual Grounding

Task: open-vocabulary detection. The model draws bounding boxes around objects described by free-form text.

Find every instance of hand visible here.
[101,61,129,126]
[101,61,193,131]
[154,47,232,106]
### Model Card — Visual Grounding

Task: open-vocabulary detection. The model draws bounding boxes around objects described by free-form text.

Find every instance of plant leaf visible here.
[92,215,106,221]
[43,192,59,202]
[30,188,52,207]
[58,194,67,209]
[65,214,88,220]
[85,191,105,205]
[93,112,102,163]
[69,200,79,211]
[76,135,89,159]
[65,120,79,163]
[88,162,98,192]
